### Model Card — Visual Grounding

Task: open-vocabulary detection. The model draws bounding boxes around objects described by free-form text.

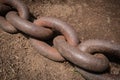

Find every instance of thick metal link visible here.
[77,39,120,80]
[30,17,79,61]
[75,67,120,80]
[30,38,65,61]
[0,3,17,33]
[34,17,79,46]
[0,0,29,19]
[78,39,120,58]
[6,11,53,39]
[0,0,29,33]
[0,16,18,33]
[0,1,120,80]
[53,36,109,72]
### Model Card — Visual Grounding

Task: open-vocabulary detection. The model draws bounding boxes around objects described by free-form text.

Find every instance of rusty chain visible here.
[0,0,29,33]
[0,0,120,80]
[0,3,11,15]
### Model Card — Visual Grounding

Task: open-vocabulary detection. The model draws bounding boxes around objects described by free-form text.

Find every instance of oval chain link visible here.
[6,11,53,39]
[0,4,17,33]
[30,17,79,61]
[78,39,120,58]
[34,17,79,46]
[0,0,29,33]
[76,39,120,80]
[53,36,109,72]
[0,0,29,19]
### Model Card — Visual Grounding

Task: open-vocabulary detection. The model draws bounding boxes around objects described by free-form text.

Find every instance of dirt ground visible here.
[0,0,120,80]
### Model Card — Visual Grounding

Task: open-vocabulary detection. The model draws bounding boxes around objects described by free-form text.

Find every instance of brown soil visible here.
[0,0,120,80]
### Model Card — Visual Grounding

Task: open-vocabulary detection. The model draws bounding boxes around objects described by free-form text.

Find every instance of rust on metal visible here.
[0,3,17,33]
[34,17,79,46]
[53,36,109,72]
[6,11,53,39]
[77,39,120,79]
[0,0,120,79]
[0,16,17,33]
[30,38,65,61]
[0,0,29,33]
[0,0,29,19]
[30,17,79,61]
[78,39,120,58]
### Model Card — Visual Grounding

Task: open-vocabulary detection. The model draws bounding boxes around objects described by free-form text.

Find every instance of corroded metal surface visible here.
[0,0,120,80]
[30,17,79,61]
[0,0,29,19]
[34,17,79,46]
[53,36,109,72]
[0,0,29,33]
[6,11,53,39]
[78,39,120,58]
[0,16,17,33]
[30,38,65,61]
[0,3,17,33]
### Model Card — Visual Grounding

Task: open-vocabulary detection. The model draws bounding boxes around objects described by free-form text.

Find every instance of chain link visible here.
[6,11,53,39]
[53,36,109,72]
[78,39,120,58]
[0,0,29,19]
[0,3,17,33]
[0,0,120,80]
[0,0,29,33]
[30,17,80,61]
[76,39,120,80]
[34,17,80,46]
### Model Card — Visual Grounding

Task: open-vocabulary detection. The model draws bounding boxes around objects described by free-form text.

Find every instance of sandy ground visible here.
[0,0,120,80]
